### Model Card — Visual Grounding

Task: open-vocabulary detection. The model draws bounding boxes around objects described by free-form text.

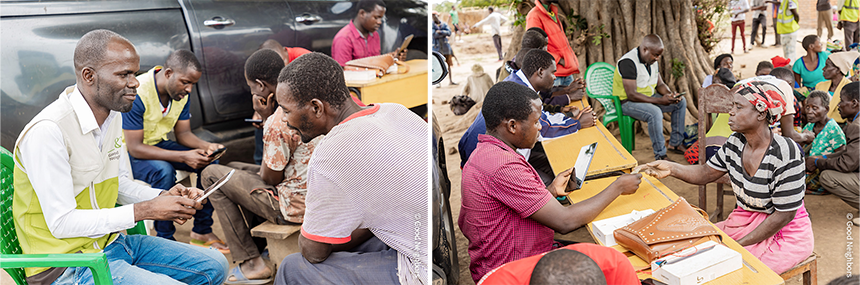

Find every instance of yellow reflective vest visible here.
[777,0,799,34]
[841,0,859,22]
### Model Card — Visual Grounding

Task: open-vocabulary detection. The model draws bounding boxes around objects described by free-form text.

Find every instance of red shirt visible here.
[284,47,312,64]
[477,243,641,285]
[459,134,555,282]
[526,0,581,77]
[331,20,381,66]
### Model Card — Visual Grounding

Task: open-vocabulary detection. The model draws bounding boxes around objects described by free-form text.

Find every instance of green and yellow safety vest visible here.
[612,47,660,101]
[137,66,188,146]
[13,86,123,277]
[777,0,799,34]
[840,0,859,22]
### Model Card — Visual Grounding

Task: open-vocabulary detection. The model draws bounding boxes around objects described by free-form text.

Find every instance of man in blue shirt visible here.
[122,50,229,253]
[459,49,595,183]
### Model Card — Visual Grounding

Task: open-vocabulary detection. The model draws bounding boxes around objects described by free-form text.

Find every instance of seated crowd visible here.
[454,2,860,281]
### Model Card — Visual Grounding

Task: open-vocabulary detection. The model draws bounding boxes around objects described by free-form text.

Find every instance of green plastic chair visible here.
[585,62,636,152]
[0,146,147,284]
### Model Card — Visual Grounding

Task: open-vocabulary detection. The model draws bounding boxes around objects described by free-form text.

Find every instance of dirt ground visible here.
[434,26,860,285]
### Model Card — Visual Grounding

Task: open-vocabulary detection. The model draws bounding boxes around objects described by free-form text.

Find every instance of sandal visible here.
[224,264,272,285]
[668,145,686,155]
[190,239,230,254]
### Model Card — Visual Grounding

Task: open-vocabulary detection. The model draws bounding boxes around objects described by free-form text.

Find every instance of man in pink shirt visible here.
[331,0,405,66]
[459,81,642,282]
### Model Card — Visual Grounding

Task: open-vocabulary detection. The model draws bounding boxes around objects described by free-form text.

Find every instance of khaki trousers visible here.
[202,162,292,263]
[818,10,834,39]
[820,170,860,209]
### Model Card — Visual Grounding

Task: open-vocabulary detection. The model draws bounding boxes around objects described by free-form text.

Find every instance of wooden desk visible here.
[567,175,784,285]
[542,121,638,176]
[345,59,427,108]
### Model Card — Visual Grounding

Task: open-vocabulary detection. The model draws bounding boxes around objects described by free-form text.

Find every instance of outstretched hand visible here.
[632,161,673,179]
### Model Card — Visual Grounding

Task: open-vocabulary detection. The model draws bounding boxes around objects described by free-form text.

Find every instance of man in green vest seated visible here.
[121,49,229,253]
[12,29,227,285]
[611,34,687,161]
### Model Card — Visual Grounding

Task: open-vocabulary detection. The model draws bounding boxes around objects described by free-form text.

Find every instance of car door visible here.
[180,0,295,128]
[286,0,354,56]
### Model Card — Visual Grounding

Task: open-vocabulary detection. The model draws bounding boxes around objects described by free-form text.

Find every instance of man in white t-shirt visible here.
[272,52,428,285]
[472,7,509,60]
[730,0,751,53]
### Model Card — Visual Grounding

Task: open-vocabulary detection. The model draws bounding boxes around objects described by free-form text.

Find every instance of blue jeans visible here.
[554,74,573,87]
[274,236,398,285]
[621,95,687,159]
[129,140,216,239]
[52,234,228,285]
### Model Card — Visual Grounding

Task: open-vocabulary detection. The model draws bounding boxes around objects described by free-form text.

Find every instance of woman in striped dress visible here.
[634,80,814,274]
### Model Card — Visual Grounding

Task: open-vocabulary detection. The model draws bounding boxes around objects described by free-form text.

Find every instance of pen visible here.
[666,245,718,265]
[655,244,718,267]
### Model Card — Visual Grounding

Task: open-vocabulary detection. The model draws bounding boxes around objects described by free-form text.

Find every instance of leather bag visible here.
[614,197,722,262]
[344,54,409,77]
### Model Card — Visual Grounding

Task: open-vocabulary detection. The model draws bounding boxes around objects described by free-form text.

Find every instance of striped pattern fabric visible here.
[300,104,428,285]
[707,132,805,213]
[459,134,555,282]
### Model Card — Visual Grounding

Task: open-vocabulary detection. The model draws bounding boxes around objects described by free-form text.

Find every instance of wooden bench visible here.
[780,253,818,285]
[250,221,302,269]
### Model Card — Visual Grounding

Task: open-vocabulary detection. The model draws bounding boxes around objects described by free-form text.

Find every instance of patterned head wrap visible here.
[734,80,786,124]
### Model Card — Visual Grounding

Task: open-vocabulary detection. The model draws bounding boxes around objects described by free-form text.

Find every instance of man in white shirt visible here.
[272,52,428,285]
[12,29,227,285]
[472,7,509,60]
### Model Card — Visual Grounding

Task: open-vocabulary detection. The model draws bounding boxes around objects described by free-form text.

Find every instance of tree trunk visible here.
[504,0,716,124]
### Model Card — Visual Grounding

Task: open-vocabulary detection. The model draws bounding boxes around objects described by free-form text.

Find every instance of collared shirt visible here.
[473,12,508,35]
[300,104,428,284]
[459,134,554,282]
[16,86,162,239]
[331,20,382,66]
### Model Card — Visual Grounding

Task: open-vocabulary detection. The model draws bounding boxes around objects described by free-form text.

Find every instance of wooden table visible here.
[542,121,638,176]
[345,59,427,108]
[567,175,785,285]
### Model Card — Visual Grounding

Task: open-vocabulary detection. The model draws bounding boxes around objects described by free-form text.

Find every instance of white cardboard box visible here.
[650,241,742,285]
[591,209,655,247]
[343,70,377,82]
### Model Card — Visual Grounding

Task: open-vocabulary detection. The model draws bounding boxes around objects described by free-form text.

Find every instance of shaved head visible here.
[530,249,607,285]
[641,34,663,50]
[74,29,135,75]
[639,34,664,65]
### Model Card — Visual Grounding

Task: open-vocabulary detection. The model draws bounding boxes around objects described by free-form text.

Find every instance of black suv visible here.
[1,0,427,152]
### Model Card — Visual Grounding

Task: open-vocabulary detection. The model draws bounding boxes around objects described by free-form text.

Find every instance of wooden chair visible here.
[697,84,735,221]
[780,253,818,285]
